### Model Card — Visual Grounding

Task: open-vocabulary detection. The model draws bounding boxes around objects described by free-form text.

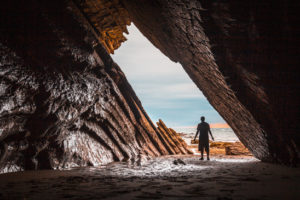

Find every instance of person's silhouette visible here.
[194,116,214,160]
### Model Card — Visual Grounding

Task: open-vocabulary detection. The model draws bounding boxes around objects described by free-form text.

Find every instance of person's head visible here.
[200,116,205,122]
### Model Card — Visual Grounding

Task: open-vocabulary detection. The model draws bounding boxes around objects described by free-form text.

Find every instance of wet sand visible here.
[0,155,299,200]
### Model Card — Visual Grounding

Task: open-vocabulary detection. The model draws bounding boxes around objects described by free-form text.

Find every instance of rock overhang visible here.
[72,0,131,54]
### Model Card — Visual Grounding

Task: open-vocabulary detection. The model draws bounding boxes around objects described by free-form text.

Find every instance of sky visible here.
[112,24,226,128]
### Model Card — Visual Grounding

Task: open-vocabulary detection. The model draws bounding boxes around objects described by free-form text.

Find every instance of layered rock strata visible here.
[0,0,189,173]
[156,120,193,155]
[72,0,131,53]
[122,0,299,165]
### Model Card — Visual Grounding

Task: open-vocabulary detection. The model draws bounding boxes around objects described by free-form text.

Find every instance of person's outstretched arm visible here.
[209,126,214,141]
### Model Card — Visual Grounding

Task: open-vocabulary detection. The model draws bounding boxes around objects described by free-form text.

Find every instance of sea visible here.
[173,127,239,144]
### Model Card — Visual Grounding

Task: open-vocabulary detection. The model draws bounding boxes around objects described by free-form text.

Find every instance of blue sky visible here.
[112,24,225,127]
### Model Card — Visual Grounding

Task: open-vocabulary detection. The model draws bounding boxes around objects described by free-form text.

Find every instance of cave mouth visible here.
[0,0,255,177]
[1,1,299,199]
[111,24,251,158]
[64,0,300,165]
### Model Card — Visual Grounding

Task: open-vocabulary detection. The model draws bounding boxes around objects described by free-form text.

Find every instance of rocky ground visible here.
[0,154,299,200]
[189,141,252,156]
[178,132,252,157]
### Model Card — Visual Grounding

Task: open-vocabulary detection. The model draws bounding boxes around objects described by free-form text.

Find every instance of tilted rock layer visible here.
[156,119,193,155]
[122,0,299,165]
[0,0,189,173]
[72,0,131,53]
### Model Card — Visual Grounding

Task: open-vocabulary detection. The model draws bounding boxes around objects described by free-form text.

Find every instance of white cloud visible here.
[112,25,204,101]
[112,25,185,79]
[134,83,204,100]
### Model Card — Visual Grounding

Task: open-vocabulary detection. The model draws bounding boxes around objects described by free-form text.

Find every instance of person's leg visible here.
[199,144,204,160]
[205,144,210,160]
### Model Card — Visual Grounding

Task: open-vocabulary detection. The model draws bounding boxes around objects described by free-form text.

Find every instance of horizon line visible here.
[173,123,230,129]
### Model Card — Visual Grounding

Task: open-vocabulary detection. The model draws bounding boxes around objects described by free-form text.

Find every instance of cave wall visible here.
[1,0,298,171]
[0,0,190,173]
[122,0,300,165]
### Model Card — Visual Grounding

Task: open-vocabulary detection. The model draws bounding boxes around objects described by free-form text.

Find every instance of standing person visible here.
[194,116,214,160]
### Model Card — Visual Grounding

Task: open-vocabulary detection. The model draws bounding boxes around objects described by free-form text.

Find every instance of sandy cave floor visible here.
[0,155,300,200]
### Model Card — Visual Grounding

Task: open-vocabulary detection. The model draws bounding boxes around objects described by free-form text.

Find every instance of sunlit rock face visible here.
[122,0,299,165]
[72,0,131,53]
[0,0,190,173]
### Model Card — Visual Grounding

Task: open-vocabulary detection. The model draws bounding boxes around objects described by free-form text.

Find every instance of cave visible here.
[0,0,299,199]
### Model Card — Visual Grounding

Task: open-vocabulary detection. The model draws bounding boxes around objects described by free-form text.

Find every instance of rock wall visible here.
[0,0,189,173]
[122,0,299,165]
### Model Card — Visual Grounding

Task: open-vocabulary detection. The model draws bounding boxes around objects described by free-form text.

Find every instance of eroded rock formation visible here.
[0,0,189,173]
[156,119,193,155]
[0,0,299,169]
[72,0,131,53]
[224,143,252,156]
[122,0,299,165]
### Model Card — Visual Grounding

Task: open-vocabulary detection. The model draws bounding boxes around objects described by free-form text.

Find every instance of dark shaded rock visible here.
[173,159,186,165]
[121,0,299,165]
[0,0,189,173]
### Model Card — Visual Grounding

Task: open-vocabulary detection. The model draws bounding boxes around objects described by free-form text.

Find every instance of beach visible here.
[177,130,252,157]
[0,155,299,200]
[1,130,299,200]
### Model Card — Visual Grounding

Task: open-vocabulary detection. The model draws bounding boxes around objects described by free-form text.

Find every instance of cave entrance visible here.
[112,24,248,157]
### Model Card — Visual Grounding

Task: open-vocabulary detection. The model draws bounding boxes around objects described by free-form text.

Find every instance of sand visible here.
[0,155,299,200]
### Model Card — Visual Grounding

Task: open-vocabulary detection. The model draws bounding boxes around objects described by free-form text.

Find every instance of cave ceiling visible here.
[73,0,131,53]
